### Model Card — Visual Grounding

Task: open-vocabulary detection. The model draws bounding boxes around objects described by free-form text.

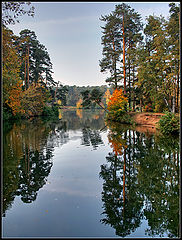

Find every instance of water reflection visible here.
[60,108,106,131]
[100,121,180,238]
[3,119,55,215]
[3,110,180,238]
[3,110,106,217]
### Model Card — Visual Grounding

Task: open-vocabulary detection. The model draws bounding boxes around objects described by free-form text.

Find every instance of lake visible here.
[2,109,180,238]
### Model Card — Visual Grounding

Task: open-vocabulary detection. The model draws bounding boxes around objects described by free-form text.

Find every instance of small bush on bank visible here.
[106,88,132,124]
[106,111,133,124]
[157,112,179,135]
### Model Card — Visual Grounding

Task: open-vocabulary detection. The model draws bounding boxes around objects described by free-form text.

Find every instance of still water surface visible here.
[3,109,180,238]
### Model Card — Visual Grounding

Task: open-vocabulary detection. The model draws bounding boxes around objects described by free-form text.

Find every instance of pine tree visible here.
[15,29,55,89]
[99,13,122,89]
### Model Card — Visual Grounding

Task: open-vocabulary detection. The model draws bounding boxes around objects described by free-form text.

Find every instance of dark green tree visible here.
[114,3,143,96]
[99,13,122,89]
[15,29,55,89]
[81,88,108,111]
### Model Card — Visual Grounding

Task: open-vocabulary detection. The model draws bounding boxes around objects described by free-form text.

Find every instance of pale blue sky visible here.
[8,1,180,86]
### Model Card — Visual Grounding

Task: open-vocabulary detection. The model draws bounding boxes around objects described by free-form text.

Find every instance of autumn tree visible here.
[103,88,112,107]
[107,88,128,121]
[2,26,22,119]
[76,98,83,108]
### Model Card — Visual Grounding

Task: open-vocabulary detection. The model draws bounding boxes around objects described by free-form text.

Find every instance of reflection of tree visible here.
[62,109,106,131]
[137,134,180,238]
[3,122,20,217]
[81,127,104,149]
[3,110,105,215]
[47,120,69,148]
[76,108,83,119]
[100,122,180,238]
[15,147,53,203]
[100,125,144,237]
[3,117,68,215]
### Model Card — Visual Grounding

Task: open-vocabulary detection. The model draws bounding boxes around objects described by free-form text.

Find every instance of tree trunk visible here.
[122,14,126,95]
[128,42,131,111]
[112,39,117,89]
[172,93,176,113]
[27,45,29,89]
[176,72,179,112]
[24,53,27,89]
[132,65,135,111]
[164,97,172,112]
[140,98,143,112]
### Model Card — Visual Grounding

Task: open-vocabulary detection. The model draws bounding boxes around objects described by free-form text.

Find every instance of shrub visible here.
[42,104,59,117]
[107,88,131,123]
[157,112,179,135]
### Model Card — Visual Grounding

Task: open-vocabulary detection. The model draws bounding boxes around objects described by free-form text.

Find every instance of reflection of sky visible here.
[43,131,110,198]
[3,130,117,238]
[3,116,178,238]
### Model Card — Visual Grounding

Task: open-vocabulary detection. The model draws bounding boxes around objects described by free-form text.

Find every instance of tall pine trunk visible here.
[27,45,29,89]
[24,53,27,89]
[128,41,131,111]
[122,14,126,95]
[132,66,135,111]
[112,39,117,89]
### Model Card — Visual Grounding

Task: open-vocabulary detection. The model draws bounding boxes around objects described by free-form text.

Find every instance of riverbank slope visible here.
[129,112,165,128]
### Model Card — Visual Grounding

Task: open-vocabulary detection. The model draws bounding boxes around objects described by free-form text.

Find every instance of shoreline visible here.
[129,112,165,128]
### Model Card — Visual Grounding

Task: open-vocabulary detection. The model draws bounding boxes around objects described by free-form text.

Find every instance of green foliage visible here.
[106,112,133,124]
[100,2,180,114]
[16,29,55,87]
[157,112,179,135]
[80,88,107,111]
[66,85,109,107]
[3,105,14,121]
[42,105,59,117]
[90,88,104,102]
[100,3,143,89]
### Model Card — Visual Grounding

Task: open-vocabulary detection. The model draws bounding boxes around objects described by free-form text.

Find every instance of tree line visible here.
[2,2,111,120]
[2,2,64,120]
[99,2,180,113]
[2,2,180,121]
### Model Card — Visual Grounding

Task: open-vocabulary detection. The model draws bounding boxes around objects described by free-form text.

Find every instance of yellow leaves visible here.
[6,82,49,117]
[76,109,83,119]
[76,98,83,108]
[2,26,21,104]
[6,81,24,115]
[108,131,127,156]
[104,89,111,106]
[57,99,62,105]
[107,88,128,112]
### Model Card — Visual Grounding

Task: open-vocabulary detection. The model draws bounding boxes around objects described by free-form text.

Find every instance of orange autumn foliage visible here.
[107,88,128,112]
[5,81,24,115]
[76,98,83,108]
[108,131,127,156]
